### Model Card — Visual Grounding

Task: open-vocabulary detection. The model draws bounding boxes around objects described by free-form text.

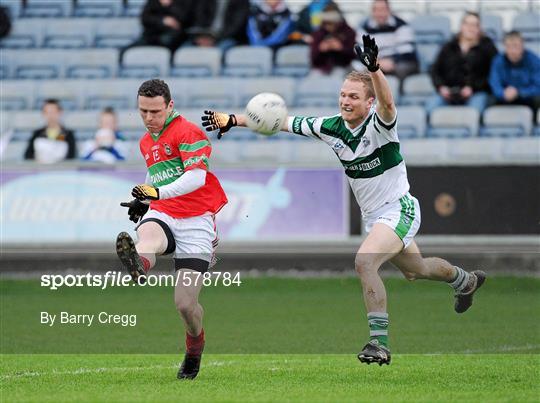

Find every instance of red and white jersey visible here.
[139,113,227,219]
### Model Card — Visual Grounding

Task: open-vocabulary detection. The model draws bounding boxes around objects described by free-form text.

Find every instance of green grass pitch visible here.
[1,277,539,402]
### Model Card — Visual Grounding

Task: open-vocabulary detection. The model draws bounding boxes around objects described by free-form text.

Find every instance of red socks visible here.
[186,329,205,355]
[140,256,151,272]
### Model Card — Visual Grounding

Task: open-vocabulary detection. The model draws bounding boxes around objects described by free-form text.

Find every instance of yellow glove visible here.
[201,110,237,139]
[131,184,159,201]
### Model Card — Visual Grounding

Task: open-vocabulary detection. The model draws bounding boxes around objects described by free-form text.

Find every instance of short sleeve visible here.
[373,111,398,142]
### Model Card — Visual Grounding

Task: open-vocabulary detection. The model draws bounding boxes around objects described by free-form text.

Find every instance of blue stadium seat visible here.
[94,19,141,48]
[10,49,67,79]
[416,43,440,73]
[83,79,141,110]
[35,80,86,110]
[395,105,426,138]
[124,0,145,17]
[74,0,123,17]
[238,78,295,107]
[481,14,503,42]
[171,47,222,77]
[400,74,435,106]
[513,12,540,42]
[294,76,342,107]
[274,45,310,77]
[223,46,273,77]
[428,106,479,138]
[0,0,21,19]
[43,19,95,48]
[65,49,119,79]
[22,0,73,18]
[410,14,451,44]
[0,18,44,48]
[184,78,238,109]
[480,105,533,137]
[0,80,35,110]
[120,46,170,78]
[63,111,101,140]
[11,111,44,141]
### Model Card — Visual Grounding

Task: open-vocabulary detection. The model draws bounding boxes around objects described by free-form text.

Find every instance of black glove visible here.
[201,110,237,139]
[354,34,379,72]
[120,199,149,223]
[131,184,159,201]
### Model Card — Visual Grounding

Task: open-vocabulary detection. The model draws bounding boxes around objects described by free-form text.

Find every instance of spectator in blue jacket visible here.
[247,0,294,50]
[489,31,540,111]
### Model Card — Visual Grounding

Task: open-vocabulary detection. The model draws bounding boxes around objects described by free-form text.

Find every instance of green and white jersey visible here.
[287,107,409,214]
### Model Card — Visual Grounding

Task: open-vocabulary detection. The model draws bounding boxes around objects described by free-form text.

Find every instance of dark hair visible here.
[137,79,171,105]
[42,98,62,110]
[504,30,523,41]
[462,11,480,22]
[102,106,116,115]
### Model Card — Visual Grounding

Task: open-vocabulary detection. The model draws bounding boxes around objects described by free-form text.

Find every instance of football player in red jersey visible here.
[116,79,228,380]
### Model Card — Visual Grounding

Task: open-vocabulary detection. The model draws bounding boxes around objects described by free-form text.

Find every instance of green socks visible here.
[368,312,389,347]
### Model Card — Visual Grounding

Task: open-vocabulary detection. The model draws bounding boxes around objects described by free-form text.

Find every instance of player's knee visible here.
[354,254,377,276]
[402,271,418,281]
[175,297,196,317]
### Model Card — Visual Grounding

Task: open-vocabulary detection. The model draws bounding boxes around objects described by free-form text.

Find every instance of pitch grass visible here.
[2,354,539,402]
[1,277,539,401]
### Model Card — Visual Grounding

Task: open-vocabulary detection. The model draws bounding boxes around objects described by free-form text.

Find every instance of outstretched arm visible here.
[354,35,396,123]
[201,111,290,139]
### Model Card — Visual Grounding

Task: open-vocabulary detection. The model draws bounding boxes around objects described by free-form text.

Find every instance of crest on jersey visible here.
[164,143,172,155]
[361,136,371,147]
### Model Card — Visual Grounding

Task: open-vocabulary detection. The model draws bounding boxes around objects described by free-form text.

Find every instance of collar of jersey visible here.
[149,109,180,141]
[344,107,375,136]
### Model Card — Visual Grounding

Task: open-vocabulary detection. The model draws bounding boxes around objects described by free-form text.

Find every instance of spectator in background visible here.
[427,12,498,114]
[189,0,250,52]
[310,4,356,76]
[24,99,76,163]
[489,31,540,111]
[356,0,418,79]
[292,0,338,44]
[247,0,294,50]
[131,0,194,52]
[0,5,11,39]
[81,108,126,164]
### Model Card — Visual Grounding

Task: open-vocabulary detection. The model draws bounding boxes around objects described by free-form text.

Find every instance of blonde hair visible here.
[344,70,375,100]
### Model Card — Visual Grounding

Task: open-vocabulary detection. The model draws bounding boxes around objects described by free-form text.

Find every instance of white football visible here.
[245,93,288,136]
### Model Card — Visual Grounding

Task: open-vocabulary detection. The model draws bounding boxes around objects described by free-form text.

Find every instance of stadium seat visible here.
[274,45,310,77]
[426,1,478,32]
[223,46,273,77]
[10,49,67,79]
[43,19,95,48]
[184,78,238,109]
[386,75,400,105]
[0,0,21,19]
[536,110,540,136]
[400,138,450,164]
[513,13,540,42]
[0,80,35,110]
[479,0,530,32]
[64,49,119,79]
[481,105,533,137]
[0,18,44,48]
[74,0,123,17]
[294,76,342,107]
[164,78,189,108]
[94,19,141,48]
[390,1,427,22]
[238,78,296,107]
[11,111,44,141]
[22,0,73,18]
[400,74,435,106]
[124,0,146,17]
[35,80,86,110]
[428,106,480,138]
[171,47,222,77]
[63,110,101,140]
[120,46,170,78]
[396,105,426,138]
[117,109,148,139]
[416,43,440,73]
[410,14,451,44]
[83,79,141,110]
[481,14,504,42]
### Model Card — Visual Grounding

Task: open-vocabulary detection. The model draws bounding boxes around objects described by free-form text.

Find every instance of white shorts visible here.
[137,209,218,270]
[363,193,421,249]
